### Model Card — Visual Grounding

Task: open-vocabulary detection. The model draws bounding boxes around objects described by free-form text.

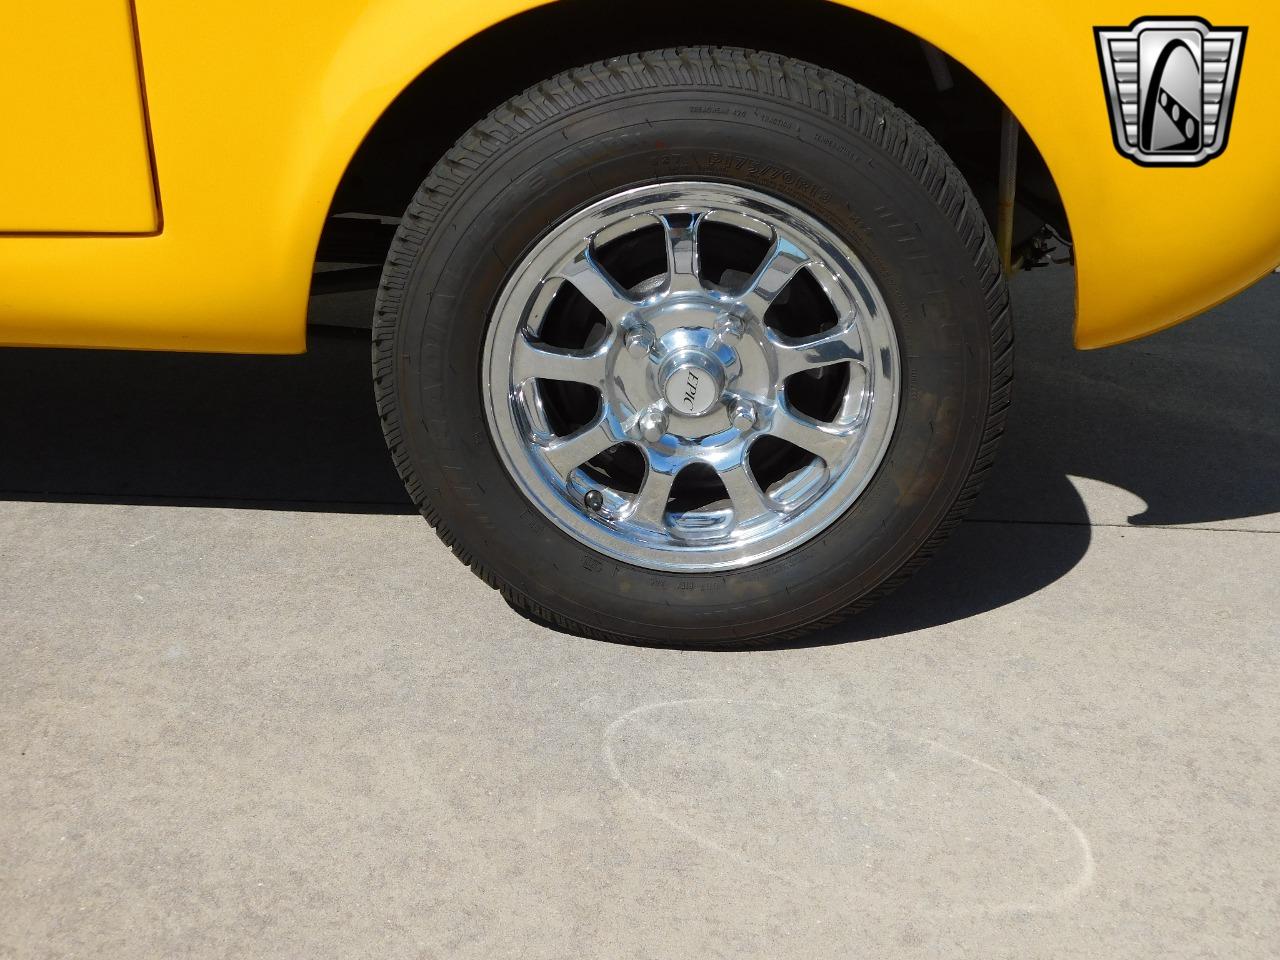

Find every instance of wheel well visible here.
[313,0,1065,273]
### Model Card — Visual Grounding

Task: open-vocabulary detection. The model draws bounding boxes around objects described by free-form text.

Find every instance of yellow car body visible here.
[1,0,1277,353]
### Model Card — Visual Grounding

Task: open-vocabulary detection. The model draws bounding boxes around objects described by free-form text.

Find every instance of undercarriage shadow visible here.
[1,270,1275,643]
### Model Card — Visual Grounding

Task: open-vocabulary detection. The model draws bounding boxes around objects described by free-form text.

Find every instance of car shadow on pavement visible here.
[820,268,1280,646]
[1,269,1275,643]
[0,327,414,514]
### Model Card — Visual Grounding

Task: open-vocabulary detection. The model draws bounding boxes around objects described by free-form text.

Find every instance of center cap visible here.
[660,350,725,416]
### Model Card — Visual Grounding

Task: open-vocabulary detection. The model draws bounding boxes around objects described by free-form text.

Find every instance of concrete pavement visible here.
[1,267,1277,958]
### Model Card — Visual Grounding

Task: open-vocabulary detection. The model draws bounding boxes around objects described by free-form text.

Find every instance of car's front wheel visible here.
[373,47,1011,646]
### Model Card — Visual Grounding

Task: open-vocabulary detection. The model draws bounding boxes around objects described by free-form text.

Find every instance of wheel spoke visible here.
[772,321,864,382]
[718,455,776,528]
[737,234,811,319]
[658,212,705,295]
[558,252,637,323]
[512,333,610,388]
[540,414,619,479]
[769,404,858,466]
[628,460,678,528]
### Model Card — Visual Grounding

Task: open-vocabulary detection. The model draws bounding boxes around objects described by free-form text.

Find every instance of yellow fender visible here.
[0,0,1276,352]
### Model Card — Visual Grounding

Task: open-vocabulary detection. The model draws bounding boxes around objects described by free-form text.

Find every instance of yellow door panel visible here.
[0,1,158,233]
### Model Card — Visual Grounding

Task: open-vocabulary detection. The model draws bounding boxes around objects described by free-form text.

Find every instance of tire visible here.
[373,47,1012,647]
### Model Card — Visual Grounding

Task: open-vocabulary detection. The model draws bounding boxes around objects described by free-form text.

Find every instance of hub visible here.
[659,349,724,416]
[644,325,742,431]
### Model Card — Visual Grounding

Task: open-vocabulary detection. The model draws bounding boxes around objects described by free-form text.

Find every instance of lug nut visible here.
[730,400,756,431]
[637,408,668,443]
[624,325,655,357]
[716,315,745,340]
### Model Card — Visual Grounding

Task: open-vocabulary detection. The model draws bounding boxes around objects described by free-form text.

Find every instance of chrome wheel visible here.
[482,181,900,572]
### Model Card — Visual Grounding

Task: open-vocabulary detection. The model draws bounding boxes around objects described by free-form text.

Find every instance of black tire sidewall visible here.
[392,88,991,642]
